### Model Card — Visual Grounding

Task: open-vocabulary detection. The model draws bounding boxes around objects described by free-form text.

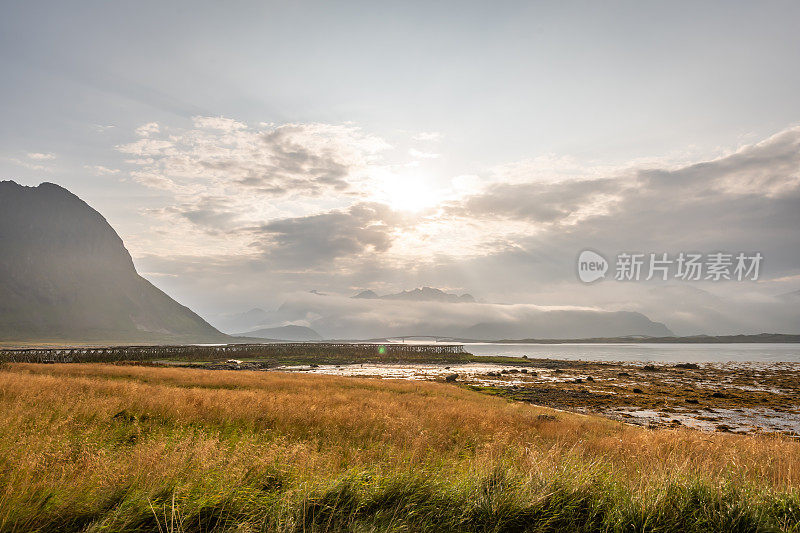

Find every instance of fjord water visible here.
[463,343,800,363]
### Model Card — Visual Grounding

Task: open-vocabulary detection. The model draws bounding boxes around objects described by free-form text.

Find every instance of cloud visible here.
[120,138,174,159]
[449,178,623,224]
[650,126,800,197]
[448,126,800,266]
[116,116,404,260]
[192,116,245,131]
[408,148,440,159]
[27,152,55,160]
[251,202,405,268]
[120,119,800,336]
[412,131,442,142]
[160,196,241,233]
[135,122,160,136]
[84,165,120,175]
[119,117,390,197]
[8,155,55,171]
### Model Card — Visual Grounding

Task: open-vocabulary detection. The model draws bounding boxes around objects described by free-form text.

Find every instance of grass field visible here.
[1,363,800,532]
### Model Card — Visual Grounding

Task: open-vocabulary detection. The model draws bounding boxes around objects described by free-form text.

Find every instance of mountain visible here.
[0,181,227,343]
[270,292,674,340]
[237,325,322,341]
[627,284,800,336]
[353,287,475,303]
[352,290,379,299]
[215,307,271,332]
[459,310,673,340]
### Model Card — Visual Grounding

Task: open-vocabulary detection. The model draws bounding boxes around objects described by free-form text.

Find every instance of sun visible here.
[379,173,438,212]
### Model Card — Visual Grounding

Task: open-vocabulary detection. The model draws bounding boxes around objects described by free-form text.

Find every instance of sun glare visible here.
[380,174,438,212]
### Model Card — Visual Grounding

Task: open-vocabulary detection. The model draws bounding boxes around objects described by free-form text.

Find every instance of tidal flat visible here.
[243,359,800,436]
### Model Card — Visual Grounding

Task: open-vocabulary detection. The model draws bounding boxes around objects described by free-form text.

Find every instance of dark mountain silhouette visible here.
[352,290,379,299]
[460,310,673,340]
[274,292,674,340]
[0,181,227,343]
[353,287,475,303]
[216,307,271,333]
[237,325,322,341]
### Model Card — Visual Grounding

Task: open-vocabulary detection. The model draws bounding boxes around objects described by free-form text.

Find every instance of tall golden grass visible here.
[1,363,799,531]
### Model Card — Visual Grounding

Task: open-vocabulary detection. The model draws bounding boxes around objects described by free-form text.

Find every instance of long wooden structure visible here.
[0,342,467,364]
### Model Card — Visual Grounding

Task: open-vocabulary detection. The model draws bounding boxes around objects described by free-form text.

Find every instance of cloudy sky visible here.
[2,1,800,335]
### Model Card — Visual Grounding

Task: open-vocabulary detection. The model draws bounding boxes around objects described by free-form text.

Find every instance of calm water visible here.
[462,343,800,363]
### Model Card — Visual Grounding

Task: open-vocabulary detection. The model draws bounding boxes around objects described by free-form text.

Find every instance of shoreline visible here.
[176,357,800,436]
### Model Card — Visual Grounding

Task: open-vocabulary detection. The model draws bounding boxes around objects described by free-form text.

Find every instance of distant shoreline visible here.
[461,333,800,344]
[362,333,800,344]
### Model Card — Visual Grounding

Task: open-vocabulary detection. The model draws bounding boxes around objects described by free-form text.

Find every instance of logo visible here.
[575,250,762,283]
[577,250,608,283]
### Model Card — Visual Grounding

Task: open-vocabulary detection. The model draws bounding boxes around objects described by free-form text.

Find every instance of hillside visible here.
[0,181,227,343]
[237,324,322,341]
[460,310,674,340]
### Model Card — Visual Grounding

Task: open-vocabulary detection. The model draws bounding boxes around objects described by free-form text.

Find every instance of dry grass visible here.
[1,363,799,532]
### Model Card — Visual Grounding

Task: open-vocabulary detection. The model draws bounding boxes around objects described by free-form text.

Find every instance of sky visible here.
[2,1,800,336]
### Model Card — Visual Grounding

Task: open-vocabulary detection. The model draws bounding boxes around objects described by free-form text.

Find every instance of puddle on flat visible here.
[612,407,800,435]
[278,363,541,383]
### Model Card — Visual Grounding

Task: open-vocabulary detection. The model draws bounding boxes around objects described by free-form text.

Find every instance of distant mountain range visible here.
[219,287,675,341]
[217,308,272,332]
[353,287,475,303]
[459,310,673,340]
[480,333,800,344]
[0,181,227,343]
[236,325,322,341]
[254,291,675,340]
